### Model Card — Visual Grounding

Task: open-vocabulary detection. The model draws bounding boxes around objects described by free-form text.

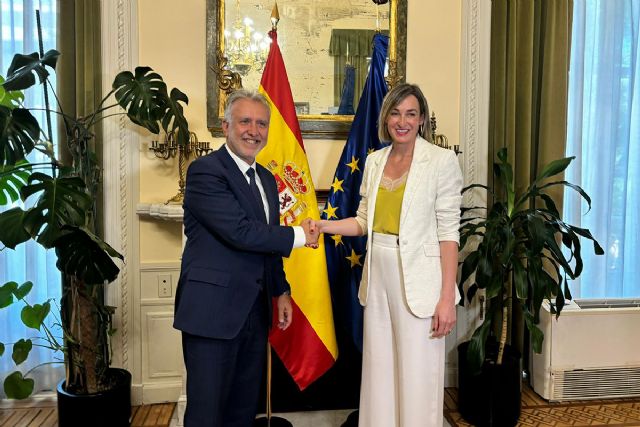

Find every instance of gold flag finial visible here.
[271,2,280,30]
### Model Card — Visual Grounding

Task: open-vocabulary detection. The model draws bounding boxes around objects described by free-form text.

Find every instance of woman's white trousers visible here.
[359,232,445,427]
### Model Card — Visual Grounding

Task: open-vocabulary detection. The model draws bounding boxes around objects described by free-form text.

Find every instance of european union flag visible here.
[322,33,389,351]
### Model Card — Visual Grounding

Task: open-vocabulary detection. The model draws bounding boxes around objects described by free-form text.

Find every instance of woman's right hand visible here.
[309,219,323,235]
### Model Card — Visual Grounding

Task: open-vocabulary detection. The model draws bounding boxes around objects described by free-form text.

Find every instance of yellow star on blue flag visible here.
[345,156,360,173]
[346,249,363,267]
[331,234,344,246]
[323,202,339,219]
[331,177,344,193]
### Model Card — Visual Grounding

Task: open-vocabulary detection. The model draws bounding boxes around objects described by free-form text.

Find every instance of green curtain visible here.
[57,0,102,233]
[330,29,388,111]
[488,0,573,360]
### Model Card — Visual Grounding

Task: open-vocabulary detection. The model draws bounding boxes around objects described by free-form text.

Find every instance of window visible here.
[0,0,62,397]
[563,0,639,299]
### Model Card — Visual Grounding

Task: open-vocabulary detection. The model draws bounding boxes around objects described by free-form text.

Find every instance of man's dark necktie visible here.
[246,168,267,223]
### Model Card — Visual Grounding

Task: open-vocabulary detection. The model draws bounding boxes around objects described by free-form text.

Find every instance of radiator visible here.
[531,299,640,401]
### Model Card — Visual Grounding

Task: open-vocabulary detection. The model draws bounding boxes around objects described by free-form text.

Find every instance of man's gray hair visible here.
[223,89,271,123]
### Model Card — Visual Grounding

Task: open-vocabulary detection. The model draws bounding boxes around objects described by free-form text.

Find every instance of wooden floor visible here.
[3,390,640,427]
[444,385,640,426]
[0,402,175,427]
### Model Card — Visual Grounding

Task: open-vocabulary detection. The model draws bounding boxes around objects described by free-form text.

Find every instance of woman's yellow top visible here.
[372,173,407,235]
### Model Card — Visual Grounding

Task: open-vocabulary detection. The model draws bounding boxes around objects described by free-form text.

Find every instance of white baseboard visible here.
[141,382,183,404]
[131,382,182,406]
[0,391,57,409]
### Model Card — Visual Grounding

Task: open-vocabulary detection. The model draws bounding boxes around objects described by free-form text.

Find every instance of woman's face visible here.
[385,94,425,146]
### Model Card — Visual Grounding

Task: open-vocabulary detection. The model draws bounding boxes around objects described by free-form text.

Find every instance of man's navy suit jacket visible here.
[174,146,293,339]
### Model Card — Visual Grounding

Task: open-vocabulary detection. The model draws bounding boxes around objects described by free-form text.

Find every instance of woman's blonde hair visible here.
[377,83,431,143]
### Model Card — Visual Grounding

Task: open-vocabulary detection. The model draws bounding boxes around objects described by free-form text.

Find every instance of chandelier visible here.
[224,0,270,76]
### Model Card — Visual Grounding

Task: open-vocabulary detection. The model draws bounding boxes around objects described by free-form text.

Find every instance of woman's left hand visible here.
[431,298,456,338]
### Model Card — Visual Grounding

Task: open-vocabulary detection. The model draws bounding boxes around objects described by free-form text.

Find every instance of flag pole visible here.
[254,341,292,427]
[253,7,291,425]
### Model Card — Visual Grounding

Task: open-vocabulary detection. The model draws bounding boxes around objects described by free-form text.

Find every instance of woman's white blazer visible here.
[357,137,463,318]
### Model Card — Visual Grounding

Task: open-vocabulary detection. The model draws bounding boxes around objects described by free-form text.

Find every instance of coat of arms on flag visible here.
[265,160,310,226]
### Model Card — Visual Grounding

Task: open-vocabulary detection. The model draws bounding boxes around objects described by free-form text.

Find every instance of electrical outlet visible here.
[158,273,173,298]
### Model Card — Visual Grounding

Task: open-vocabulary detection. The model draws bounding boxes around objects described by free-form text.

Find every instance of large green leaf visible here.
[160,88,191,146]
[2,50,60,91]
[0,207,31,249]
[0,281,18,309]
[461,183,490,193]
[21,301,50,330]
[555,290,566,315]
[538,193,560,218]
[534,156,574,183]
[485,274,504,300]
[466,316,493,374]
[11,339,32,365]
[475,245,493,289]
[541,225,575,278]
[495,148,515,215]
[513,257,528,300]
[20,173,91,248]
[0,107,40,166]
[525,214,547,254]
[459,250,479,289]
[12,281,33,300]
[568,224,605,255]
[524,311,544,353]
[54,226,123,284]
[0,160,31,205]
[112,66,167,133]
[539,180,592,211]
[3,371,34,399]
[0,76,24,107]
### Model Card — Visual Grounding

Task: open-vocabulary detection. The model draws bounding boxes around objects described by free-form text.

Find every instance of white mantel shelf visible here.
[136,203,184,221]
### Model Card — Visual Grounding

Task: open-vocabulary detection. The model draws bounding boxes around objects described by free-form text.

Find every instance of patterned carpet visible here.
[444,386,640,426]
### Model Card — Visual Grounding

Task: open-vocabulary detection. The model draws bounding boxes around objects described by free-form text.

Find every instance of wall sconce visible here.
[149,131,212,204]
[430,112,462,155]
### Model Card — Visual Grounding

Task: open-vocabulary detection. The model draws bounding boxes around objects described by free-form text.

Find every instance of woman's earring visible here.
[419,123,424,136]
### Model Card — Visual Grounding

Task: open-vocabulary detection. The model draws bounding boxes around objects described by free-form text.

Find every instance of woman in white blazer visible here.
[313,84,463,427]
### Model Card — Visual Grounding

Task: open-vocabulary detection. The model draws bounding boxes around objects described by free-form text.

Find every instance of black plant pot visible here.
[458,341,521,427]
[57,368,131,427]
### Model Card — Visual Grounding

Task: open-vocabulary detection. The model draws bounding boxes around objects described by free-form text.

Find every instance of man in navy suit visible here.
[174,89,317,427]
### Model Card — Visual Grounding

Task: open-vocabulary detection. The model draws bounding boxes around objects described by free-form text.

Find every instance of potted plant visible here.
[456,147,603,426]
[0,47,190,426]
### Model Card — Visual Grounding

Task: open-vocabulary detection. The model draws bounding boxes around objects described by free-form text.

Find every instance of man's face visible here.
[222,98,270,165]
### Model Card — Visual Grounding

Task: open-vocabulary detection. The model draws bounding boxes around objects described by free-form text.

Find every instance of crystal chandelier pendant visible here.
[224,0,270,76]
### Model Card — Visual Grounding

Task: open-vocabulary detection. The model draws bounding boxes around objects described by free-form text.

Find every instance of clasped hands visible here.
[300,218,320,249]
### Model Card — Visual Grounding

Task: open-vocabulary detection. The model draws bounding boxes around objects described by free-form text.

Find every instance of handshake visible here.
[300,218,321,249]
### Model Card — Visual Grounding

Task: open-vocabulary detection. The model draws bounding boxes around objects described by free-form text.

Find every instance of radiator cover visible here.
[531,299,640,401]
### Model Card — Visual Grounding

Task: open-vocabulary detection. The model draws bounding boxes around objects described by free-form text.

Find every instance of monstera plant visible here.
[456,147,604,426]
[0,47,190,409]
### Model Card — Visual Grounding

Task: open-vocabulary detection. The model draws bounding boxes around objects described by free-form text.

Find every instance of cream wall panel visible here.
[139,219,183,263]
[304,139,345,190]
[142,309,183,380]
[137,0,209,264]
[138,263,183,404]
[407,0,462,148]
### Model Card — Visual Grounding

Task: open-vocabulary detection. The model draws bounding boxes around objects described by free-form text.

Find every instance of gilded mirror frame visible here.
[206,0,407,139]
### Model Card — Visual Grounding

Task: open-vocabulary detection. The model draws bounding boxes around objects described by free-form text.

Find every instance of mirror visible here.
[206,0,407,139]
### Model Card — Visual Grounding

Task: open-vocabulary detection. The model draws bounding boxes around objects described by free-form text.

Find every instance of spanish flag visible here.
[257,29,338,389]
